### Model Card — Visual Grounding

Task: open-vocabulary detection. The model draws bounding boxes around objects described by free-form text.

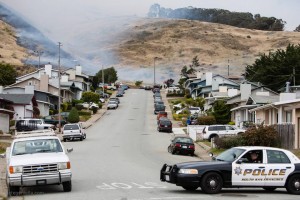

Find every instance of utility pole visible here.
[228,59,230,77]
[58,42,62,133]
[35,50,43,68]
[102,65,104,97]
[293,66,296,86]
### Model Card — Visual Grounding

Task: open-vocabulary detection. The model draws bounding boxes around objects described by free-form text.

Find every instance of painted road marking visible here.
[96,182,167,190]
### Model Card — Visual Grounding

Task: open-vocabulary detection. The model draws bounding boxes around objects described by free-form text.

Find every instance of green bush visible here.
[242,124,280,147]
[228,121,235,125]
[75,104,84,111]
[214,135,244,149]
[198,116,216,125]
[9,120,15,127]
[166,93,185,97]
[172,113,189,121]
[98,102,103,109]
[61,102,68,112]
[67,108,80,123]
[67,103,72,111]
[81,91,100,103]
[78,111,92,116]
[72,99,84,106]
[172,100,182,105]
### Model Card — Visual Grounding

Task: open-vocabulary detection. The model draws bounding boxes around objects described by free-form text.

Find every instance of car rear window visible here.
[64,124,79,130]
[161,120,171,125]
[175,137,193,144]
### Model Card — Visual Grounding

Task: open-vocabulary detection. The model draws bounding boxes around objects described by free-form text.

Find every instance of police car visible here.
[160,146,300,194]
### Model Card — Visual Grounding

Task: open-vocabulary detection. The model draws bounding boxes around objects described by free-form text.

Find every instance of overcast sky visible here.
[0,0,299,31]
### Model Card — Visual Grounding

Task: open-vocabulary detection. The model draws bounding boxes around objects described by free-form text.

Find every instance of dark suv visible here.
[157,118,172,133]
[154,104,165,114]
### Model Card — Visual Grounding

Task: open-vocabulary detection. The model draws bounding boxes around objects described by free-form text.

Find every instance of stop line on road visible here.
[96,182,167,190]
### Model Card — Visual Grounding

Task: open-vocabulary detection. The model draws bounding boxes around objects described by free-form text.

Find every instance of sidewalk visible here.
[161,90,211,161]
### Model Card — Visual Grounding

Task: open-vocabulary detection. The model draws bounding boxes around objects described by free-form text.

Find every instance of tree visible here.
[68,107,80,123]
[212,100,231,124]
[81,92,100,103]
[244,44,300,91]
[135,80,143,87]
[294,25,300,32]
[0,63,17,86]
[165,79,174,87]
[94,67,118,86]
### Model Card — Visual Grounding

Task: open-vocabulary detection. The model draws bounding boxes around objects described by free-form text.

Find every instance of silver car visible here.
[107,100,118,109]
[62,123,86,142]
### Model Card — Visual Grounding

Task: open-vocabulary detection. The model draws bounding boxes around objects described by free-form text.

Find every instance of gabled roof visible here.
[248,95,279,104]
[0,94,37,106]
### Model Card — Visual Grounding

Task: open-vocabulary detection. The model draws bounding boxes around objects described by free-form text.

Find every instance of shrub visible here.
[198,116,216,125]
[172,100,182,105]
[72,99,84,106]
[214,135,244,149]
[91,106,98,114]
[9,120,15,127]
[166,93,185,97]
[81,91,100,103]
[67,103,72,111]
[98,102,102,109]
[75,104,84,111]
[61,102,68,112]
[78,111,92,116]
[242,124,280,147]
[228,121,235,125]
[68,108,80,123]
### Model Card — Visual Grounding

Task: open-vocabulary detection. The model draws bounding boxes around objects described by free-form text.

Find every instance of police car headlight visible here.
[178,169,198,174]
[9,166,23,174]
[58,162,71,170]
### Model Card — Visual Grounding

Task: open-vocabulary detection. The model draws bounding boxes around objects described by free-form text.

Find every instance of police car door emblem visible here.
[234,167,242,175]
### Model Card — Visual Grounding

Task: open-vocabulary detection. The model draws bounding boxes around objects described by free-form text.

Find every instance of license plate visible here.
[182,146,187,149]
[165,125,168,127]
[36,180,46,185]
[165,175,170,181]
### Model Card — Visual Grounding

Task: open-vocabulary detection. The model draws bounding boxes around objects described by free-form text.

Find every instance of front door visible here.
[232,149,265,186]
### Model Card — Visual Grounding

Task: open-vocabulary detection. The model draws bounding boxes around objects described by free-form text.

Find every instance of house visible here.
[0,93,14,133]
[227,84,279,128]
[0,93,38,119]
[185,72,240,99]
[248,91,300,149]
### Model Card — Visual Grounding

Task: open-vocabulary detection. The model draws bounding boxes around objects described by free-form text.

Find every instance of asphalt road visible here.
[11,89,299,200]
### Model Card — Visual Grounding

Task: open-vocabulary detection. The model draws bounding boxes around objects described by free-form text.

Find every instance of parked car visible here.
[144,85,152,90]
[167,86,180,93]
[157,111,168,121]
[157,118,172,133]
[161,146,300,194]
[154,104,166,114]
[4,130,73,194]
[152,88,160,93]
[116,92,123,97]
[202,125,245,141]
[107,100,118,109]
[97,91,110,98]
[43,116,67,127]
[153,92,161,98]
[109,97,120,104]
[63,123,86,142]
[81,102,99,109]
[99,98,105,103]
[167,135,195,156]
[15,119,55,132]
[154,101,164,108]
[189,107,201,115]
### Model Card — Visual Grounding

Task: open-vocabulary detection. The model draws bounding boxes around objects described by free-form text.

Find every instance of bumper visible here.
[8,171,72,187]
[63,134,83,139]
[160,164,199,187]
[158,127,172,132]
[175,147,194,155]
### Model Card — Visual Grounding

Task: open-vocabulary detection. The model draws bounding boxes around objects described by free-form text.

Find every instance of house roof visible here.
[249,95,279,104]
[0,94,37,106]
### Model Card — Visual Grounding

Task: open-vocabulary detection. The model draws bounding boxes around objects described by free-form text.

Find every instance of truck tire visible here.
[9,186,20,196]
[208,134,218,142]
[80,137,83,141]
[63,181,72,192]
[63,138,67,142]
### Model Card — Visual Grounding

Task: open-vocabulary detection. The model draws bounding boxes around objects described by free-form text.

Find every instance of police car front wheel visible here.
[200,172,223,194]
[286,174,300,195]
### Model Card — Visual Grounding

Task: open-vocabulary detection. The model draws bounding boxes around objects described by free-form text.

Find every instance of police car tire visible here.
[263,187,277,192]
[200,172,223,194]
[286,174,300,195]
[182,186,198,191]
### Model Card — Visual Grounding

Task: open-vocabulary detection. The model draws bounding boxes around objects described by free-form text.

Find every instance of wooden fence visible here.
[275,124,295,149]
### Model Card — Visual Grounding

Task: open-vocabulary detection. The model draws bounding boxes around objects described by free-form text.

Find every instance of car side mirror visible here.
[236,158,248,164]
[67,148,73,153]
[0,154,5,158]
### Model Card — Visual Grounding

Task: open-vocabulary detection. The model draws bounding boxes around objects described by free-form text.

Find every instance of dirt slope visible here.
[114,18,300,76]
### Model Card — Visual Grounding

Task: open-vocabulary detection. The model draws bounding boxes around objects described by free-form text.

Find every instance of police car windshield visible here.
[215,147,245,162]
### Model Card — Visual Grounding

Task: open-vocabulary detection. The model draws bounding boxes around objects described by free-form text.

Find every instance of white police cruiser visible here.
[161,146,300,194]
[2,130,73,195]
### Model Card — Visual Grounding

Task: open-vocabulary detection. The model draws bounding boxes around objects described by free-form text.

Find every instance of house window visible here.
[286,111,292,123]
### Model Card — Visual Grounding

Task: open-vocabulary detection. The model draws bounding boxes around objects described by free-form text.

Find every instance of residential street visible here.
[10,89,298,200]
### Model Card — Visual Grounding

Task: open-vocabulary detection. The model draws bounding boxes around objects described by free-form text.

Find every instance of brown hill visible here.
[114,18,300,77]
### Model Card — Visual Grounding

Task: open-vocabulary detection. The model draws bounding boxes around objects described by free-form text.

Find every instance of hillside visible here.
[0,20,28,66]
[114,18,300,77]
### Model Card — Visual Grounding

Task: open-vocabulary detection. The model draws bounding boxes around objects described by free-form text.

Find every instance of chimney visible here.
[240,84,251,100]
[75,65,82,75]
[25,85,34,94]
[40,74,49,92]
[45,64,52,77]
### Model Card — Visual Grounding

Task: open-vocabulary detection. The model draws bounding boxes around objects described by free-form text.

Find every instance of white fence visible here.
[187,125,206,141]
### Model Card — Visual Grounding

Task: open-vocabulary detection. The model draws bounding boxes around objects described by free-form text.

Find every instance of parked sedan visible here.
[167,136,195,156]
[109,97,120,104]
[157,117,172,133]
[107,100,118,109]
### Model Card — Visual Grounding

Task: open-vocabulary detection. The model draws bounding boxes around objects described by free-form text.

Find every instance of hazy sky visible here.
[0,0,299,31]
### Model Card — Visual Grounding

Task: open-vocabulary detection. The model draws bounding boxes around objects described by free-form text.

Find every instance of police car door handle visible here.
[258,166,265,169]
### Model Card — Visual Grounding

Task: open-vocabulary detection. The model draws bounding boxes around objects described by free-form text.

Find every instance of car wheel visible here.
[208,134,219,142]
[263,187,277,192]
[167,145,172,153]
[80,137,83,141]
[200,172,223,194]
[63,181,72,192]
[171,149,176,155]
[182,186,198,191]
[63,138,67,142]
[9,186,20,196]
[84,134,86,139]
[286,174,300,194]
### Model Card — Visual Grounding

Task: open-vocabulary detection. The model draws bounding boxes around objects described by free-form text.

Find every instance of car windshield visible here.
[64,124,79,130]
[215,147,245,162]
[12,139,63,156]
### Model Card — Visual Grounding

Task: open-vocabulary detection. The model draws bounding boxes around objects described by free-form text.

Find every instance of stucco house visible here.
[0,97,14,133]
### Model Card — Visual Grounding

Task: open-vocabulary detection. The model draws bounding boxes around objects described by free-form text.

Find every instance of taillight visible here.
[189,145,195,149]
[175,143,181,148]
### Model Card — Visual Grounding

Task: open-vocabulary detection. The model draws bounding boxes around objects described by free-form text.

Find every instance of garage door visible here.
[0,113,9,133]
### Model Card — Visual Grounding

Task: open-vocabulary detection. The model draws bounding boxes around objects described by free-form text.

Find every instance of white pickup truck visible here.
[2,130,73,195]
